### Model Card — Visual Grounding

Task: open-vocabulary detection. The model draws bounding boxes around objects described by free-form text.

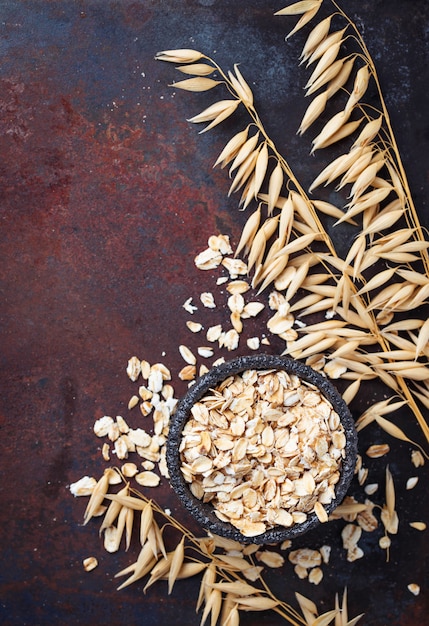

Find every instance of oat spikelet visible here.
[209,581,260,596]
[312,610,340,626]
[235,205,261,257]
[254,142,269,198]
[414,317,429,358]
[155,48,203,63]
[275,0,321,17]
[140,500,154,548]
[197,564,217,612]
[375,416,429,459]
[247,215,279,272]
[300,14,333,62]
[214,128,249,169]
[309,146,365,191]
[176,63,215,76]
[385,468,396,518]
[230,132,260,174]
[229,64,254,107]
[295,592,318,625]
[99,484,129,534]
[344,64,370,113]
[83,468,115,525]
[171,77,222,92]
[229,151,259,197]
[342,378,362,405]
[305,39,344,90]
[188,100,240,134]
[143,552,174,593]
[306,28,346,66]
[267,161,284,214]
[200,588,222,626]
[360,208,403,236]
[325,56,356,98]
[298,91,328,135]
[352,115,383,148]
[168,536,185,594]
[236,596,279,611]
[115,541,158,590]
[306,57,345,96]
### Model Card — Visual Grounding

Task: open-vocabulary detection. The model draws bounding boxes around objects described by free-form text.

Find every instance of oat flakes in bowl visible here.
[166,354,357,544]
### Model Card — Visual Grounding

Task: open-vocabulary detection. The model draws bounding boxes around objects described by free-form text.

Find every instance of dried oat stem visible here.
[122,482,308,625]
[330,0,429,275]
[177,49,429,444]
[158,0,429,445]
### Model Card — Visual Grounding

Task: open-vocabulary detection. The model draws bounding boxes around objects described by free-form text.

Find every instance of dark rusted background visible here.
[0,1,428,624]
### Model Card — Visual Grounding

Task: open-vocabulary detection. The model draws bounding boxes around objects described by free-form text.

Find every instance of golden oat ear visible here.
[156,10,429,447]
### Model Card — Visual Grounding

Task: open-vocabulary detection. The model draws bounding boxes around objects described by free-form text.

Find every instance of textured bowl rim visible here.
[166,354,358,544]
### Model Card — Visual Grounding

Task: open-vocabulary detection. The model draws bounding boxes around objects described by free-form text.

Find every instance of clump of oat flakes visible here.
[179,367,346,537]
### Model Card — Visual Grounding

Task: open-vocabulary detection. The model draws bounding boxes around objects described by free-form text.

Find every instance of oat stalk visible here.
[83,470,362,626]
[156,1,429,447]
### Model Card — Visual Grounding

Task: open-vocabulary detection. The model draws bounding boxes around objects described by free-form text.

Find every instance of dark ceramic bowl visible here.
[166,354,357,544]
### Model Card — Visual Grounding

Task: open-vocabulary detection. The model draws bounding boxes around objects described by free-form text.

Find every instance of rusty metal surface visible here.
[0,1,428,624]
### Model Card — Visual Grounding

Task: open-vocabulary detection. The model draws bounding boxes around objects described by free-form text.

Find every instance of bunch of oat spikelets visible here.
[157,0,429,448]
[73,2,429,626]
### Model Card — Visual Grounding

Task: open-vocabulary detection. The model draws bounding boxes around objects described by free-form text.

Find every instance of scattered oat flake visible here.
[135,471,161,487]
[308,567,323,585]
[94,415,114,437]
[151,362,171,380]
[194,247,223,270]
[227,280,250,294]
[409,522,426,531]
[209,234,232,255]
[114,436,129,460]
[198,346,214,358]
[247,337,260,350]
[116,415,129,433]
[206,324,223,342]
[364,483,378,495]
[242,565,264,581]
[126,356,141,381]
[186,321,203,333]
[104,526,119,553]
[69,476,97,497]
[411,450,425,467]
[179,344,197,365]
[219,328,240,351]
[406,476,419,490]
[83,557,98,572]
[122,462,138,477]
[241,302,265,318]
[289,549,321,569]
[366,444,390,458]
[256,550,285,568]
[294,564,308,579]
[140,359,151,379]
[319,545,331,564]
[183,297,198,314]
[200,292,216,308]
[407,583,420,596]
[102,443,110,461]
[142,460,155,471]
[222,257,248,277]
[179,365,196,381]
[128,428,151,448]
[128,395,139,410]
